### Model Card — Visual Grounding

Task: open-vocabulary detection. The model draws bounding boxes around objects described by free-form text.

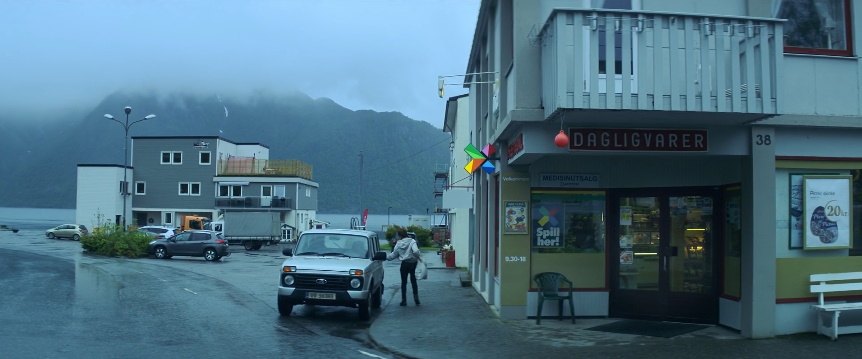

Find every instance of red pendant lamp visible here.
[554,130,569,148]
[554,114,569,148]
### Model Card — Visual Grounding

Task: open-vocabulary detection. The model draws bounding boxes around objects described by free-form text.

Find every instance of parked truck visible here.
[205,211,282,251]
[180,215,210,232]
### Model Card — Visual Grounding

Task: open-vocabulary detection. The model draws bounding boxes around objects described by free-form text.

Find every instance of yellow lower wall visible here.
[776,256,862,300]
[724,256,741,298]
[530,252,606,289]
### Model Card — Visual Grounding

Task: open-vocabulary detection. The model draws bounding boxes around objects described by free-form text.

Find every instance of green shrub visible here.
[385,225,433,248]
[81,224,151,258]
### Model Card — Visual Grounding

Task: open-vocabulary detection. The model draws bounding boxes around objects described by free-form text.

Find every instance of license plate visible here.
[307,292,336,300]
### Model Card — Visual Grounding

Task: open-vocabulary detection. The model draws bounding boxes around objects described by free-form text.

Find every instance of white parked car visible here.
[278,229,387,320]
[137,226,176,240]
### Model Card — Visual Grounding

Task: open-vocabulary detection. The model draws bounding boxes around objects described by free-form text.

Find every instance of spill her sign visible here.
[532,203,564,248]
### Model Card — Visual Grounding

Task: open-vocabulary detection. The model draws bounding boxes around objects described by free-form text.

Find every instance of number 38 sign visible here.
[803,175,853,250]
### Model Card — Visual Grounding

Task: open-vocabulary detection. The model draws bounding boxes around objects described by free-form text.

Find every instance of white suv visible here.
[138,226,176,240]
[277,229,387,320]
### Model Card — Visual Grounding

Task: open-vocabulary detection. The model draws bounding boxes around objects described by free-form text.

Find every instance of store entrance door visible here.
[610,188,719,323]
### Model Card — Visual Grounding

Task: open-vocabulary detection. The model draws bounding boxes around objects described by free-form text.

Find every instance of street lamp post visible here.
[104,107,156,230]
[387,206,392,228]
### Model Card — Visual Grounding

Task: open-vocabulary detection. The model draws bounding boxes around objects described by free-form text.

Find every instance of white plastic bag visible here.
[416,260,428,280]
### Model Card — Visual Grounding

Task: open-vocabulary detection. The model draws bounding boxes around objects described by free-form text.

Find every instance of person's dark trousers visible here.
[400,261,419,305]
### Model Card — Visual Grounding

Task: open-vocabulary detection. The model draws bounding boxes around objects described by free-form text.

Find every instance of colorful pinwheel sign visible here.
[464,143,496,174]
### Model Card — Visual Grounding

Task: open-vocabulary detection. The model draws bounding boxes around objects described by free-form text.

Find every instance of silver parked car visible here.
[278,229,387,320]
[147,230,230,261]
[46,224,89,241]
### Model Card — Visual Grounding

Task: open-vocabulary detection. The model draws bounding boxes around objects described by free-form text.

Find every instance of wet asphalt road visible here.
[0,230,401,359]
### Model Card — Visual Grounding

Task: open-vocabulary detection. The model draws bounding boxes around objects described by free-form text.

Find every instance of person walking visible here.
[388,228,421,306]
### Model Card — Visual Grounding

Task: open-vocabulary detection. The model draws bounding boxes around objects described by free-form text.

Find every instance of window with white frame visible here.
[306,187,311,197]
[179,182,201,196]
[775,0,852,56]
[119,180,129,195]
[164,212,173,225]
[135,181,146,195]
[583,0,638,94]
[261,185,273,197]
[161,151,183,165]
[218,185,243,197]
[199,151,211,165]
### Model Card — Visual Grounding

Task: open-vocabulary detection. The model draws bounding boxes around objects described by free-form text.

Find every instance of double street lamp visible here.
[104,107,156,230]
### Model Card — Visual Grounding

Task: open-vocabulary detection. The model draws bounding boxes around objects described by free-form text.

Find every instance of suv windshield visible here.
[295,234,369,258]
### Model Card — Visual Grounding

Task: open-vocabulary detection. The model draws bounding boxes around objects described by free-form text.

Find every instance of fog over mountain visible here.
[0,91,450,215]
[1,1,479,129]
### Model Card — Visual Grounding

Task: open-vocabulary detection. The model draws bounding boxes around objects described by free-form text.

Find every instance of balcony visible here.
[215,196,293,210]
[217,158,313,180]
[540,9,783,122]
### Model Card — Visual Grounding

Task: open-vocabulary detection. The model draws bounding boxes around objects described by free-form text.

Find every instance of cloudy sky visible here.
[0,0,479,128]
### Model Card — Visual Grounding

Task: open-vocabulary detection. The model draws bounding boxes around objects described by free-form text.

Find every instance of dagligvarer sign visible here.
[568,128,708,152]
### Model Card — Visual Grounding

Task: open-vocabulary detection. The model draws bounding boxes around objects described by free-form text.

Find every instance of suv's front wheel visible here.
[278,296,293,316]
[358,298,371,321]
[371,284,382,309]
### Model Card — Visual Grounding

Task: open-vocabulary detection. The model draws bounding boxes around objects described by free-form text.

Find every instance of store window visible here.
[531,191,606,253]
[530,190,607,289]
[723,186,742,298]
[775,0,852,56]
[851,170,862,256]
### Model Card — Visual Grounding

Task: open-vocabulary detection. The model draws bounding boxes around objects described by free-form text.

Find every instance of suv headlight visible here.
[282,275,295,287]
[349,278,362,289]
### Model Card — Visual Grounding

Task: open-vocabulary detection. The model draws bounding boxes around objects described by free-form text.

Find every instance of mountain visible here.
[0,91,450,215]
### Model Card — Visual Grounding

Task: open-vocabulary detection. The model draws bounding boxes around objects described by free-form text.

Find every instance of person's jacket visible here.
[388,237,420,263]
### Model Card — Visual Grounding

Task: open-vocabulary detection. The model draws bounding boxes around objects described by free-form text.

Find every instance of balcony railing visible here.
[217,158,313,180]
[215,196,293,209]
[540,9,783,118]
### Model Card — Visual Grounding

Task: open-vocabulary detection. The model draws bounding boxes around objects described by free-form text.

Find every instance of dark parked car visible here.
[46,224,88,241]
[147,230,230,261]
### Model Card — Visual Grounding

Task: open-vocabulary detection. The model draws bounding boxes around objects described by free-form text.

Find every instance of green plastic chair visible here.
[534,272,575,324]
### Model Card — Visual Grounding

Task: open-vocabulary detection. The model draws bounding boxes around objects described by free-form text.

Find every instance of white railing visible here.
[540,9,783,117]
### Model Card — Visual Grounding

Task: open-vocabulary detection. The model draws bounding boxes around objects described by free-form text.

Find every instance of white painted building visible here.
[76,165,131,231]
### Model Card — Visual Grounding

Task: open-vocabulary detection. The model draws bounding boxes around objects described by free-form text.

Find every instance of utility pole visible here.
[359,151,363,219]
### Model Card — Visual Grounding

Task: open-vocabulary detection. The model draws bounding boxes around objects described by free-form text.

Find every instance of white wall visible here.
[719,298,741,330]
[76,166,127,230]
[236,144,269,159]
[447,95,474,268]
[776,127,862,157]
[526,291,609,317]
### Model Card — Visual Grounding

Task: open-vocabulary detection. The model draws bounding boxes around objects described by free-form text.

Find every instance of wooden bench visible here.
[810,272,862,340]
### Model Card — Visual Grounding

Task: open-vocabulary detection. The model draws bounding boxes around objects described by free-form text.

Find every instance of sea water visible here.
[0,207,427,232]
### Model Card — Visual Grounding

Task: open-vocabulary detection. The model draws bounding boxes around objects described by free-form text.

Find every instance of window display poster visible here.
[620,206,632,226]
[803,176,852,250]
[532,202,564,248]
[619,250,634,265]
[504,201,528,234]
